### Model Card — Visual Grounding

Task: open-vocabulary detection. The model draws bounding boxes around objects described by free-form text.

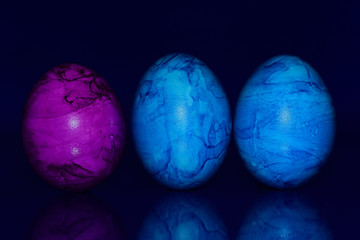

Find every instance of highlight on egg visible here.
[132,53,232,189]
[234,55,335,189]
[22,63,126,191]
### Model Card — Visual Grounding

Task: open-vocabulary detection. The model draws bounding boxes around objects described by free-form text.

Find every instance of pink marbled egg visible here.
[22,63,126,191]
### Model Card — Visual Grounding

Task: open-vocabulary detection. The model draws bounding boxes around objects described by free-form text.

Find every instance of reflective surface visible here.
[1,142,358,239]
[28,193,126,240]
[237,192,332,239]
[137,192,229,239]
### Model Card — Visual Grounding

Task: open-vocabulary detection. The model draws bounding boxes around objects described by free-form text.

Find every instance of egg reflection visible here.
[137,192,229,240]
[29,193,126,240]
[237,192,332,240]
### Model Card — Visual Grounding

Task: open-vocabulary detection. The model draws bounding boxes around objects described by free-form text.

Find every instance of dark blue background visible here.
[1,0,359,238]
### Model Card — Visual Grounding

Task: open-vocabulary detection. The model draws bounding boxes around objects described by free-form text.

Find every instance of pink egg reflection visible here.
[22,63,126,191]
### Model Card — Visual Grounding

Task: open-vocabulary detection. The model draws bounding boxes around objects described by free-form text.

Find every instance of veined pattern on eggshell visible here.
[234,55,335,188]
[22,63,126,191]
[133,53,232,189]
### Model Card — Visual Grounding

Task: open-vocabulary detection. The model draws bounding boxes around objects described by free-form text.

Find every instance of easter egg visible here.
[237,192,333,240]
[22,63,126,191]
[132,53,232,189]
[234,55,335,188]
[137,193,229,240]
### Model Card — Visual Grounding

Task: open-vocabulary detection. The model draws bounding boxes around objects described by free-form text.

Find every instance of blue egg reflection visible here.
[137,193,229,240]
[29,193,126,240]
[237,192,332,240]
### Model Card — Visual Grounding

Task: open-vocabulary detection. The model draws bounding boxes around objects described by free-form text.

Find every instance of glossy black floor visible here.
[1,129,359,239]
[2,0,360,239]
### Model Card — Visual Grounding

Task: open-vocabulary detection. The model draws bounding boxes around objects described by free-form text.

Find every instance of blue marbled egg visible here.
[234,55,335,188]
[132,53,231,189]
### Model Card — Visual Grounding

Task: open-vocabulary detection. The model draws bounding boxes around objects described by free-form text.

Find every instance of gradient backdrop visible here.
[1,0,359,239]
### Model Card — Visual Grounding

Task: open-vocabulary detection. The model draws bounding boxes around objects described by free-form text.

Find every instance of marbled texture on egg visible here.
[22,63,126,191]
[234,55,335,188]
[132,53,232,189]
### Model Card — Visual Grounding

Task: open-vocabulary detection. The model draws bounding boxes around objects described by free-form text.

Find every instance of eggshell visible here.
[234,55,335,188]
[132,53,232,189]
[22,63,126,191]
